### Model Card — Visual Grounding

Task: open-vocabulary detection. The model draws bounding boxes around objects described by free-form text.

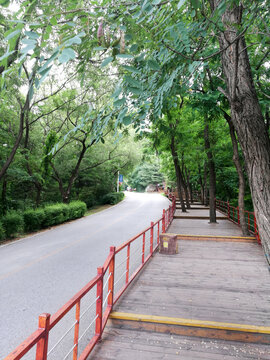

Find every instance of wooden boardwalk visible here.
[90,204,270,359]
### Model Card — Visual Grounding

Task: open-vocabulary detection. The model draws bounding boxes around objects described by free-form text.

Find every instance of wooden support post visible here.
[73,301,80,360]
[95,267,103,340]
[36,313,50,360]
[150,222,154,255]
[108,247,115,308]
[126,244,130,284]
[162,209,165,233]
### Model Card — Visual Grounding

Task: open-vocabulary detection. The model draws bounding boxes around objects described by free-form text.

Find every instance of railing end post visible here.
[36,313,51,360]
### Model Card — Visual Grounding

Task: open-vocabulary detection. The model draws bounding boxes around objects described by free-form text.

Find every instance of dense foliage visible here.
[0,0,269,251]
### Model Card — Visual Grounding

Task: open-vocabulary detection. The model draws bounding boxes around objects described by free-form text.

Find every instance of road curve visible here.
[0,192,170,358]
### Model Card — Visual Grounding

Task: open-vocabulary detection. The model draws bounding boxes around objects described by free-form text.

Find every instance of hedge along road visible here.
[0,192,170,359]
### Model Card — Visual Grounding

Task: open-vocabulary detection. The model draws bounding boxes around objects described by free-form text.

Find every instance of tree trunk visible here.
[181,162,190,209]
[203,162,209,206]
[170,137,186,212]
[198,165,204,204]
[204,122,216,222]
[225,112,249,236]
[1,178,8,216]
[0,109,25,181]
[210,0,270,252]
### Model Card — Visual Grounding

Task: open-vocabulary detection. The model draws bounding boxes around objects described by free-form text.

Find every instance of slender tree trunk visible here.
[203,163,209,206]
[225,113,249,235]
[210,0,270,252]
[170,137,186,212]
[0,109,25,181]
[204,122,216,222]
[187,171,193,204]
[1,178,8,216]
[181,165,190,209]
[198,165,204,204]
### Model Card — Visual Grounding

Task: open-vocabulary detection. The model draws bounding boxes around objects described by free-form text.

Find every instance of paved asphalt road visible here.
[0,192,170,359]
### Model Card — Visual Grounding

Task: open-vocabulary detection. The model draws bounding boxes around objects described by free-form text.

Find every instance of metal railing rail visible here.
[5,197,176,360]
[215,199,260,244]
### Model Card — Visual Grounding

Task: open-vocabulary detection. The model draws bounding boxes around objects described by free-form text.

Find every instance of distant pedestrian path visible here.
[91,201,270,359]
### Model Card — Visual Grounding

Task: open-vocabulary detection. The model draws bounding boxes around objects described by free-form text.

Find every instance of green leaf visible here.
[152,0,162,4]
[65,35,82,46]
[0,50,15,62]
[114,98,126,107]
[21,44,36,54]
[125,75,142,89]
[148,59,160,70]
[128,87,143,95]
[122,65,140,74]
[101,56,114,67]
[93,46,107,51]
[123,115,132,125]
[59,48,76,63]
[21,38,36,45]
[177,0,186,9]
[25,31,40,39]
[50,16,58,26]
[38,51,59,73]
[116,54,134,59]
[5,29,21,41]
[0,0,10,7]
[37,65,52,88]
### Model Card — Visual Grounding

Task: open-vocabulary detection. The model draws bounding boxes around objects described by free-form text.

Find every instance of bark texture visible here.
[210,0,270,253]
[225,113,249,236]
[204,122,216,222]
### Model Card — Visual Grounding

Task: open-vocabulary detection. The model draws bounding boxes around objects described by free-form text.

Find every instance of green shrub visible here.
[23,209,45,232]
[43,203,68,227]
[2,212,24,238]
[68,201,87,219]
[102,192,125,205]
[79,190,97,208]
[0,221,5,241]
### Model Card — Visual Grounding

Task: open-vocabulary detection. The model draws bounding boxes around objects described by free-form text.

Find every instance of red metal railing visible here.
[215,199,260,244]
[5,197,176,360]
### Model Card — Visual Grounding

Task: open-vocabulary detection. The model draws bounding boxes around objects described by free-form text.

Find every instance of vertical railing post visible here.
[150,222,154,255]
[108,246,115,309]
[126,244,130,284]
[248,212,250,230]
[237,206,240,224]
[36,313,50,360]
[162,209,165,233]
[73,301,80,360]
[95,267,103,340]
[142,232,145,264]
[253,214,260,244]
[227,201,230,219]
[157,221,160,245]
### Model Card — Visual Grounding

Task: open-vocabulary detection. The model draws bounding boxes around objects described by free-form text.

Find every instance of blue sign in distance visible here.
[119,174,123,183]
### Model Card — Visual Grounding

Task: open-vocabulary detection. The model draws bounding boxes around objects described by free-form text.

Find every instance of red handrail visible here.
[4,196,176,360]
[215,199,260,244]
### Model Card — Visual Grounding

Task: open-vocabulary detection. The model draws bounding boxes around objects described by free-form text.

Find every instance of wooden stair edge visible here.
[165,233,256,240]
[173,216,228,220]
[109,312,270,344]
[164,233,257,242]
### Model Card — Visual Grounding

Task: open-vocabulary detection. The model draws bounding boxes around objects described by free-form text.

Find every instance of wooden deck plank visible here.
[113,241,270,326]
[88,203,270,358]
[91,327,270,359]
